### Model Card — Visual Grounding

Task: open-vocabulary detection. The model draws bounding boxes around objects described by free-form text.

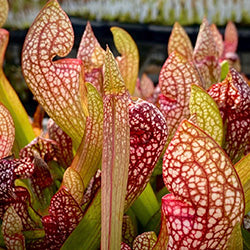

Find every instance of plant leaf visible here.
[0,157,49,223]
[210,23,224,58]
[42,187,83,249]
[5,156,53,214]
[0,0,8,28]
[70,82,103,187]
[224,21,238,54]
[125,99,168,209]
[122,214,137,248]
[121,242,132,250]
[22,0,86,147]
[234,153,250,214]
[158,51,201,144]
[2,206,25,250]
[168,22,193,61]
[28,157,54,212]
[133,231,157,250]
[77,21,105,94]
[0,102,15,158]
[85,68,104,95]
[101,47,130,250]
[222,21,241,72]
[19,136,58,163]
[0,158,16,203]
[13,158,34,179]
[162,119,244,249]
[0,29,35,154]
[77,21,105,72]
[47,118,73,168]
[220,60,229,81]
[61,187,101,250]
[225,222,243,250]
[139,73,155,99]
[111,27,139,94]
[196,58,221,90]
[189,84,223,145]
[3,186,39,231]
[208,68,250,163]
[62,167,84,205]
[0,158,34,203]
[193,18,221,88]
[152,212,168,250]
[194,18,219,63]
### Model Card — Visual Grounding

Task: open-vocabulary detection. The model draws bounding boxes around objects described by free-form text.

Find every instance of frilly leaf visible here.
[168,22,193,61]
[189,84,223,145]
[162,120,244,249]
[22,0,86,147]
[101,47,130,250]
[0,102,15,158]
[111,27,139,94]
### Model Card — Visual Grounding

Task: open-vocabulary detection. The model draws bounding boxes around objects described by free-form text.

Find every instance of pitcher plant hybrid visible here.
[0,0,250,249]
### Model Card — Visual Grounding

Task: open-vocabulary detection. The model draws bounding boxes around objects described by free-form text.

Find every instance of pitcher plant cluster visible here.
[0,0,249,249]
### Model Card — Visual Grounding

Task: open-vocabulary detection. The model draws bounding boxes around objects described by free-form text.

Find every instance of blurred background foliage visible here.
[3,0,250,116]
[4,0,250,29]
